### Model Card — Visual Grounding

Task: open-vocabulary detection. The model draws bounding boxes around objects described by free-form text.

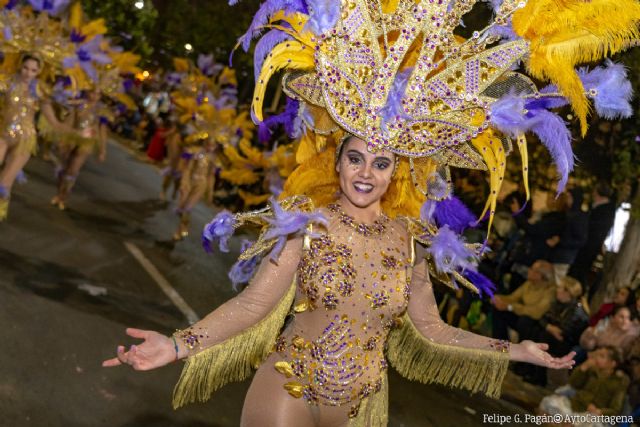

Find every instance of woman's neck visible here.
[336,194,382,224]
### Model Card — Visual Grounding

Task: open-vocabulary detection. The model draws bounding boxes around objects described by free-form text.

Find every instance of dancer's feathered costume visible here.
[172,1,639,424]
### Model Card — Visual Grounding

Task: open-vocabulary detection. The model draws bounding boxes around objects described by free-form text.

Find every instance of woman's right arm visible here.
[102,235,303,371]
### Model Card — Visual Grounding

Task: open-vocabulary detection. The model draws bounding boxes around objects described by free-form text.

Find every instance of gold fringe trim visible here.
[386,314,509,399]
[349,371,389,427]
[172,280,297,409]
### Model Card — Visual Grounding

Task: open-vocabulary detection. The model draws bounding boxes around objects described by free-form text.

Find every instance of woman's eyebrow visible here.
[374,156,392,162]
[346,149,364,156]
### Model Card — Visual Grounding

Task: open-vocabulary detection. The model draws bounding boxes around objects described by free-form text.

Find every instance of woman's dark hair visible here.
[613,304,636,320]
[21,54,41,67]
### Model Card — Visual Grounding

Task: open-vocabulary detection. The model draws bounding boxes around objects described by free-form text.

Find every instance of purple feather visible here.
[237,0,308,52]
[15,170,27,184]
[228,239,259,290]
[426,225,477,275]
[491,94,574,193]
[202,210,237,253]
[462,270,496,298]
[421,196,477,233]
[260,97,301,142]
[380,68,413,132]
[258,122,273,143]
[487,24,519,42]
[254,29,293,80]
[0,185,7,198]
[304,0,340,35]
[263,197,328,261]
[579,60,633,120]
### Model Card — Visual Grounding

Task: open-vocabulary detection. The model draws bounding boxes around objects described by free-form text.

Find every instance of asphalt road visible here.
[0,140,532,426]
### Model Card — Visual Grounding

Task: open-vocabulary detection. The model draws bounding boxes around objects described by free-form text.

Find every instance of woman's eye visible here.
[374,161,390,170]
[348,156,361,164]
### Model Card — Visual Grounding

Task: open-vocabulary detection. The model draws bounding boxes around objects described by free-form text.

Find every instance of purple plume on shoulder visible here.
[579,60,633,120]
[254,29,293,80]
[228,239,259,290]
[462,270,496,298]
[264,197,328,260]
[422,196,477,233]
[202,210,237,253]
[426,225,477,275]
[304,0,340,35]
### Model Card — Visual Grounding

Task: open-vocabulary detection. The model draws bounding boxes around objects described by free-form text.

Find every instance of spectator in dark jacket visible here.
[518,276,589,385]
[569,182,617,291]
[546,188,589,282]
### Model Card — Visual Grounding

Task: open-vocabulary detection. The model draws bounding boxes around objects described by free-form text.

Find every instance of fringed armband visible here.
[172,280,297,409]
[386,313,509,399]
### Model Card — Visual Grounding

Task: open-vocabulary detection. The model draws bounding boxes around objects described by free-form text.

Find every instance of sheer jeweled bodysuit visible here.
[273,204,411,417]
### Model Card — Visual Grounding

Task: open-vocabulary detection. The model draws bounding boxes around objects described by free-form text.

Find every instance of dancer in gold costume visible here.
[0,55,71,220]
[50,89,108,210]
[104,0,640,425]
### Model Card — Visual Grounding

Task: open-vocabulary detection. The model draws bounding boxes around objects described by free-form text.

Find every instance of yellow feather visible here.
[471,131,506,233]
[69,1,83,29]
[516,134,530,203]
[81,19,107,39]
[513,0,640,134]
[220,169,261,185]
[238,190,271,207]
[253,40,315,122]
[173,58,190,73]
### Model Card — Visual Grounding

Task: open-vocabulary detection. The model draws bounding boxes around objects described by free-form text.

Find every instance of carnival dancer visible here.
[172,135,218,240]
[49,88,108,210]
[103,0,640,425]
[0,55,73,220]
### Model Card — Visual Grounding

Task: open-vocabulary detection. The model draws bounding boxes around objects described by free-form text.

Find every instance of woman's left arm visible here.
[408,259,575,366]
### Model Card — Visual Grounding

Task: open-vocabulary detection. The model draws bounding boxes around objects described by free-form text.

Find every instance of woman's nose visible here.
[358,162,372,178]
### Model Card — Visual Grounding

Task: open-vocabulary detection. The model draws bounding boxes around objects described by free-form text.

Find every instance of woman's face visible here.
[336,137,395,211]
[20,59,40,83]
[612,307,632,331]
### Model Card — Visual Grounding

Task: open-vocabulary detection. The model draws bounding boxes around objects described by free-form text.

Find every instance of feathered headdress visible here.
[238,0,638,223]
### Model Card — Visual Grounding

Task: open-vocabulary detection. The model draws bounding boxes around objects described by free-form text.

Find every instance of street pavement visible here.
[0,140,533,426]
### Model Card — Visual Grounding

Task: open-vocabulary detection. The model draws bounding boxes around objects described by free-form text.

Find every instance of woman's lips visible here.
[353,182,374,193]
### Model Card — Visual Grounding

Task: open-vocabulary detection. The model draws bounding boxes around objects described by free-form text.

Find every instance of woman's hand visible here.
[510,340,575,369]
[102,328,177,371]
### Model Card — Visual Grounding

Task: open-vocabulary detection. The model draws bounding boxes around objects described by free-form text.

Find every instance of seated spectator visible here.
[579,306,640,362]
[491,260,556,340]
[518,277,589,385]
[539,347,629,421]
[588,286,633,327]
